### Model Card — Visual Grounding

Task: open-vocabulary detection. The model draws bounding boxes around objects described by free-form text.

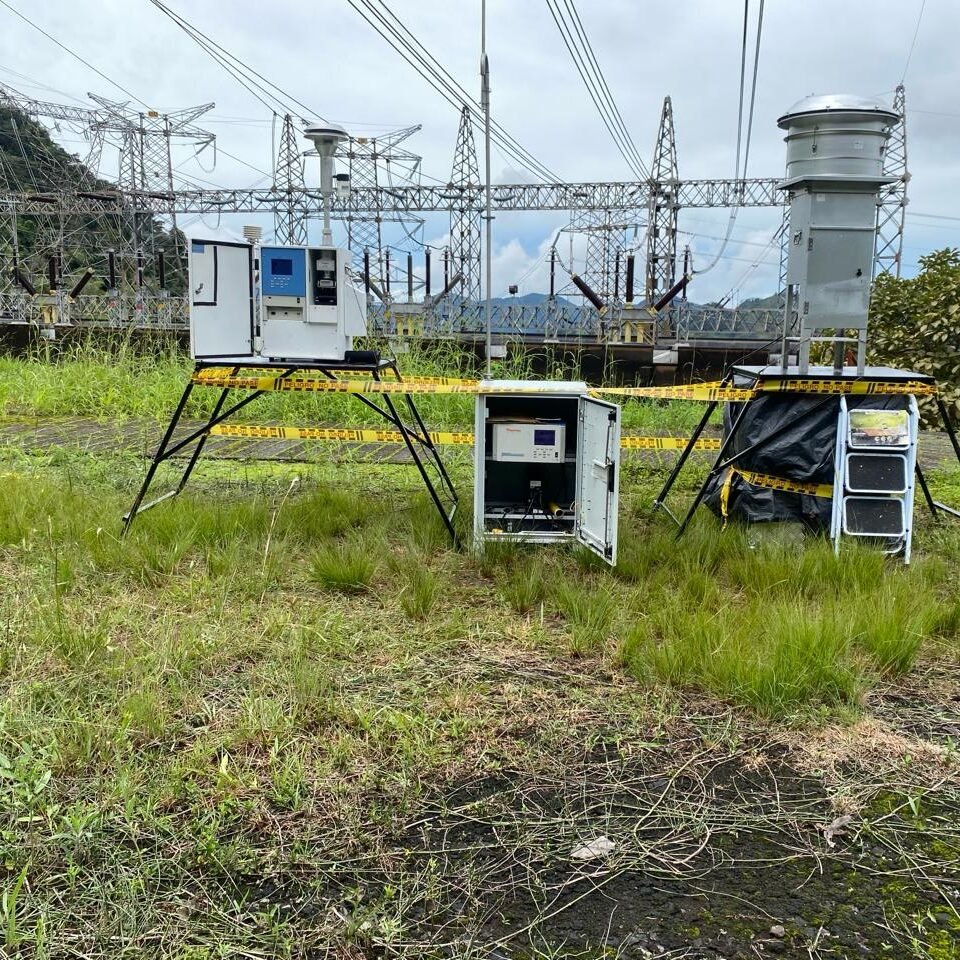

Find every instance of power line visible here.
[148,0,327,122]
[346,0,560,183]
[0,0,150,108]
[694,0,765,276]
[544,0,647,180]
[901,0,927,84]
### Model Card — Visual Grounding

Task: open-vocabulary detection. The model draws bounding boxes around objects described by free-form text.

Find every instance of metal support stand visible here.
[123,359,460,543]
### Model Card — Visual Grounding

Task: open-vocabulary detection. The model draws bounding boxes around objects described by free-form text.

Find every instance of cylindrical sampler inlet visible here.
[777,94,898,181]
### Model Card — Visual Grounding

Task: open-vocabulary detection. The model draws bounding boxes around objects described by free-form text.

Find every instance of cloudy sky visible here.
[2,0,955,302]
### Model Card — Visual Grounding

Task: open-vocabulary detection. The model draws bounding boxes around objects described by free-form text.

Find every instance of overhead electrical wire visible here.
[693,0,764,277]
[901,0,927,84]
[346,0,561,183]
[0,0,150,108]
[544,0,648,180]
[148,0,327,122]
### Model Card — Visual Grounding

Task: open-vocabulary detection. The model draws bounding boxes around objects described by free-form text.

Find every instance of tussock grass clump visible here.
[553,579,616,655]
[499,561,546,614]
[308,539,377,593]
[396,562,440,620]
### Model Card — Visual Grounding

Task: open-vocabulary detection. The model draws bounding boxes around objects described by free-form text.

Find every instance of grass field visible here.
[1,341,960,957]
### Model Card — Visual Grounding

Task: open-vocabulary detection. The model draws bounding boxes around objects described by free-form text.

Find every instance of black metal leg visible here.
[176,384,233,493]
[938,398,960,467]
[388,360,459,504]
[676,397,753,538]
[653,399,718,521]
[122,378,194,534]
[915,463,939,520]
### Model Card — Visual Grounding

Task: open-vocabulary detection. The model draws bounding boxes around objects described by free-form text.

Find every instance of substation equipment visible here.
[473,381,620,564]
[123,124,458,539]
[655,94,960,561]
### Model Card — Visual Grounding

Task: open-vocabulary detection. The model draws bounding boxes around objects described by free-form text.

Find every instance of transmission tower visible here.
[274,114,307,245]
[448,105,481,321]
[568,208,629,302]
[646,96,679,304]
[335,125,423,289]
[874,84,908,278]
[90,96,214,291]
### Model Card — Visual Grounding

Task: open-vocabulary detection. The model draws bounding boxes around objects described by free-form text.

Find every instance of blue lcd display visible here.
[534,429,555,445]
[261,247,306,296]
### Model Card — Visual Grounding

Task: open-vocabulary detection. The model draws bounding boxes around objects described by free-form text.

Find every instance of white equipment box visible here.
[491,421,566,462]
[474,380,620,565]
[188,239,366,363]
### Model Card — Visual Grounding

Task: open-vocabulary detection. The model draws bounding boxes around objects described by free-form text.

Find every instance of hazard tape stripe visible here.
[732,466,834,498]
[191,373,935,401]
[193,368,479,387]
[756,379,938,397]
[210,424,475,444]
[594,384,756,402]
[208,423,722,451]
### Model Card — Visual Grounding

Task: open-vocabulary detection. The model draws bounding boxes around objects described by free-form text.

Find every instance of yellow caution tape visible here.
[192,370,478,387]
[210,424,474,445]
[620,436,722,451]
[594,384,757,402]
[209,422,721,451]
[729,466,834,499]
[756,378,938,397]
[191,372,936,401]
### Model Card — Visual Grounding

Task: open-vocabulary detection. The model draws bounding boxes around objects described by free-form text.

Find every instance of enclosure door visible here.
[575,396,620,565]
[189,240,255,360]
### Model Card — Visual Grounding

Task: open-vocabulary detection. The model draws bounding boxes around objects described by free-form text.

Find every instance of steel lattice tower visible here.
[274,114,307,245]
[645,96,679,304]
[569,208,628,301]
[448,106,481,319]
[89,96,214,294]
[874,84,908,278]
[335,125,423,288]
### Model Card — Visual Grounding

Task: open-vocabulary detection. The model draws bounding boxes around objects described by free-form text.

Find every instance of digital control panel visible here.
[261,247,307,298]
[491,421,566,462]
[311,248,338,306]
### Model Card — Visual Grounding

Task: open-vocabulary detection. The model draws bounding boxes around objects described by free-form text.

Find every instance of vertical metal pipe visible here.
[614,250,621,299]
[47,256,58,290]
[384,249,391,297]
[481,0,493,377]
[443,247,450,288]
[136,254,144,289]
[424,246,431,297]
[407,251,413,302]
[363,248,371,296]
[158,251,166,290]
[625,255,635,303]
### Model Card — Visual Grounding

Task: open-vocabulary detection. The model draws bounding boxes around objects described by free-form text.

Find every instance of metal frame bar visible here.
[122,359,459,542]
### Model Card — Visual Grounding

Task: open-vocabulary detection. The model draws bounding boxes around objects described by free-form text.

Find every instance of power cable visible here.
[693,0,764,277]
[544,0,647,180]
[148,0,328,122]
[901,0,927,84]
[358,0,559,181]
[0,0,150,108]
[347,0,561,183]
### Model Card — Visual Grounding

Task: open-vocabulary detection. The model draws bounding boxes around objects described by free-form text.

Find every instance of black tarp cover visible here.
[703,394,910,528]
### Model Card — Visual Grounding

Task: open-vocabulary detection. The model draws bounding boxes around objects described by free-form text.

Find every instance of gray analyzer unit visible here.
[474,381,621,565]
[777,94,899,374]
[188,240,367,363]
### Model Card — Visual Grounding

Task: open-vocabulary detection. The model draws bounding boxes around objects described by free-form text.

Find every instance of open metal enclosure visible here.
[189,239,255,361]
[188,239,366,364]
[473,380,620,564]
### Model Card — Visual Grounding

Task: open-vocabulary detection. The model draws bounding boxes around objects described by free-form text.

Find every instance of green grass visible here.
[2,341,960,952]
[0,335,712,434]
